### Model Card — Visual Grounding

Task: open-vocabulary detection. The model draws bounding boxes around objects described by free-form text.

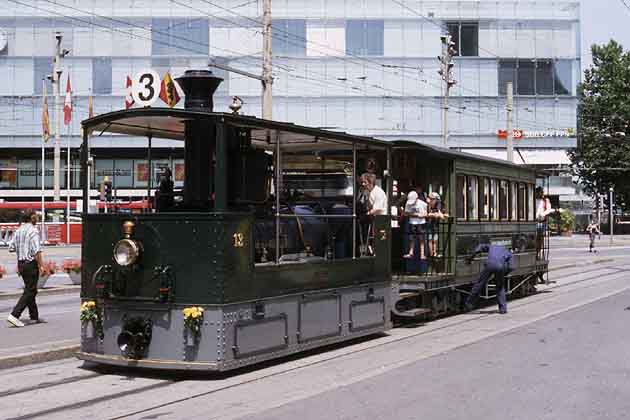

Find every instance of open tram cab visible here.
[77,70,395,371]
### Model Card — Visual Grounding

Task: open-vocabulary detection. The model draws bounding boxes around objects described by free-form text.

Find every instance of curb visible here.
[548,258,615,273]
[0,344,79,370]
[0,285,80,301]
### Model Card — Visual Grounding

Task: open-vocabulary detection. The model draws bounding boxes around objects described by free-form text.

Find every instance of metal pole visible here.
[609,187,614,245]
[53,33,63,201]
[41,79,46,243]
[441,38,448,146]
[262,0,273,120]
[275,131,281,264]
[352,142,357,259]
[506,82,514,163]
[147,135,152,213]
[81,127,88,214]
[66,124,71,244]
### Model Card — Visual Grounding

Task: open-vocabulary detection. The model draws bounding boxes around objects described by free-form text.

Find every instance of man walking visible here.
[7,210,46,327]
[586,220,601,253]
[464,243,514,314]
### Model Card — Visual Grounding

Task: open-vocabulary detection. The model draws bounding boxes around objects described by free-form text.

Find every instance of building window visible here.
[467,176,478,220]
[499,59,573,96]
[33,57,52,95]
[273,20,306,56]
[346,20,384,56]
[446,22,478,57]
[92,57,112,94]
[152,18,209,56]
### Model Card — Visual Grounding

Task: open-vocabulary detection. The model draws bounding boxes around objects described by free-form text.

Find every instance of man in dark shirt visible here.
[156,168,174,211]
[464,243,514,314]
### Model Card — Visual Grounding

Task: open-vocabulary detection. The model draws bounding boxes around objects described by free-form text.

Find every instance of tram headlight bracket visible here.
[113,239,142,267]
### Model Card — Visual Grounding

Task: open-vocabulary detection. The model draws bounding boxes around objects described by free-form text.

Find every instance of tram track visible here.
[2,260,628,420]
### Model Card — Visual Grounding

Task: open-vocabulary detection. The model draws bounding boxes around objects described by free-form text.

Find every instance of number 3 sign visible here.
[132,70,161,107]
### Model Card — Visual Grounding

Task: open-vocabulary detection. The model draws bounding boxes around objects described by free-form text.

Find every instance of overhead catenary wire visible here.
[1,0,576,134]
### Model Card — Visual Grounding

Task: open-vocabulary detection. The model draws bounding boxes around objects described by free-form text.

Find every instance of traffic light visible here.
[594,195,601,210]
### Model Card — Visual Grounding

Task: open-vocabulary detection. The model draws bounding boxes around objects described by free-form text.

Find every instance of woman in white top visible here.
[403,191,428,259]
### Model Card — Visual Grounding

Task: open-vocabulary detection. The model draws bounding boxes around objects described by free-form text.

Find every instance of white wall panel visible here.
[14,27,34,56]
[479,60,498,96]
[307,24,345,57]
[479,21,498,59]
[0,59,33,95]
[421,23,442,59]
[73,27,94,57]
[515,23,536,58]
[384,21,423,57]
[209,27,262,57]
[553,22,577,58]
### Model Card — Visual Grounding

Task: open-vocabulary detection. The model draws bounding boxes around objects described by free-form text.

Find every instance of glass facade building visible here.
[0,0,580,201]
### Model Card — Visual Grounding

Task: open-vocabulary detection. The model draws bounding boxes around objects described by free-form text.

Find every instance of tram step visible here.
[397,307,432,318]
[398,292,421,300]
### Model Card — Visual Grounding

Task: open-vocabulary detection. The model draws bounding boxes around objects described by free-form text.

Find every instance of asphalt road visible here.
[0,257,629,420]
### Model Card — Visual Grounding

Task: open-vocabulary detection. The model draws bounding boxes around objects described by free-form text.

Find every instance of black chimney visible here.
[175,70,223,112]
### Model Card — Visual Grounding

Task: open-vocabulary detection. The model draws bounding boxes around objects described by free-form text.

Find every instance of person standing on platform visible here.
[464,243,514,314]
[7,210,47,327]
[403,191,427,259]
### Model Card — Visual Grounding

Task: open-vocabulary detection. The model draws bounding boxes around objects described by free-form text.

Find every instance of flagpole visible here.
[66,123,71,244]
[41,79,46,244]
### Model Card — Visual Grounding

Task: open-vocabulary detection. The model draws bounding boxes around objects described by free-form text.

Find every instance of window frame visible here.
[445,21,479,57]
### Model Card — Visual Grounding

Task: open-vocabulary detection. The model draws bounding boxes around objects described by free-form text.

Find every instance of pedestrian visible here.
[586,220,601,253]
[464,243,514,314]
[7,210,46,327]
[426,192,444,257]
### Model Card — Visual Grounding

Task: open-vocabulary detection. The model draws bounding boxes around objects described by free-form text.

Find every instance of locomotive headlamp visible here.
[113,239,141,267]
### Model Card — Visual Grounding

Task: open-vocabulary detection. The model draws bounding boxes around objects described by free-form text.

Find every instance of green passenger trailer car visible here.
[389,142,547,319]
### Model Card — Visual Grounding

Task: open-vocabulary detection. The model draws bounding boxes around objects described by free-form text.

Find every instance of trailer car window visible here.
[467,176,478,220]
[518,183,526,221]
[479,178,490,220]
[510,181,518,221]
[456,175,466,220]
[490,179,499,220]
[527,184,535,221]
[499,180,509,220]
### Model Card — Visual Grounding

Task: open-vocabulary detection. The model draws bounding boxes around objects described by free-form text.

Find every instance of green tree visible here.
[569,40,630,209]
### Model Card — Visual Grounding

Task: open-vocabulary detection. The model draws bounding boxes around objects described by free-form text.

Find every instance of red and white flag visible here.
[63,75,72,125]
[125,75,134,109]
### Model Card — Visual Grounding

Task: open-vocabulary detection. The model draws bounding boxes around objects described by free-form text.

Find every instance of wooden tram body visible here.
[76,70,546,371]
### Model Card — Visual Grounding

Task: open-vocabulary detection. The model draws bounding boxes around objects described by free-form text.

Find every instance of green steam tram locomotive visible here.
[77,70,547,371]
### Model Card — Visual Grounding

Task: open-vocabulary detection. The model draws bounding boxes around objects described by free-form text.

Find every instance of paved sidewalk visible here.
[550,234,630,249]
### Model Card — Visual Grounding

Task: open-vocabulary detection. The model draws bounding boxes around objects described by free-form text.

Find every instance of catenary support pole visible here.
[262,0,273,120]
[609,187,614,245]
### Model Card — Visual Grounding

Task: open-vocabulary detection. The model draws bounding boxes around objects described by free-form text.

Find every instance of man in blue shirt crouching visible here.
[464,243,514,314]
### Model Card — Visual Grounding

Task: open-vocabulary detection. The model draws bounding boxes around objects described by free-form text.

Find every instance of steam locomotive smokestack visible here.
[175,70,223,112]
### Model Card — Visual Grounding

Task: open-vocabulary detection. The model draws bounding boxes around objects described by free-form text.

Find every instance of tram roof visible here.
[81,108,391,152]
[392,140,542,174]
